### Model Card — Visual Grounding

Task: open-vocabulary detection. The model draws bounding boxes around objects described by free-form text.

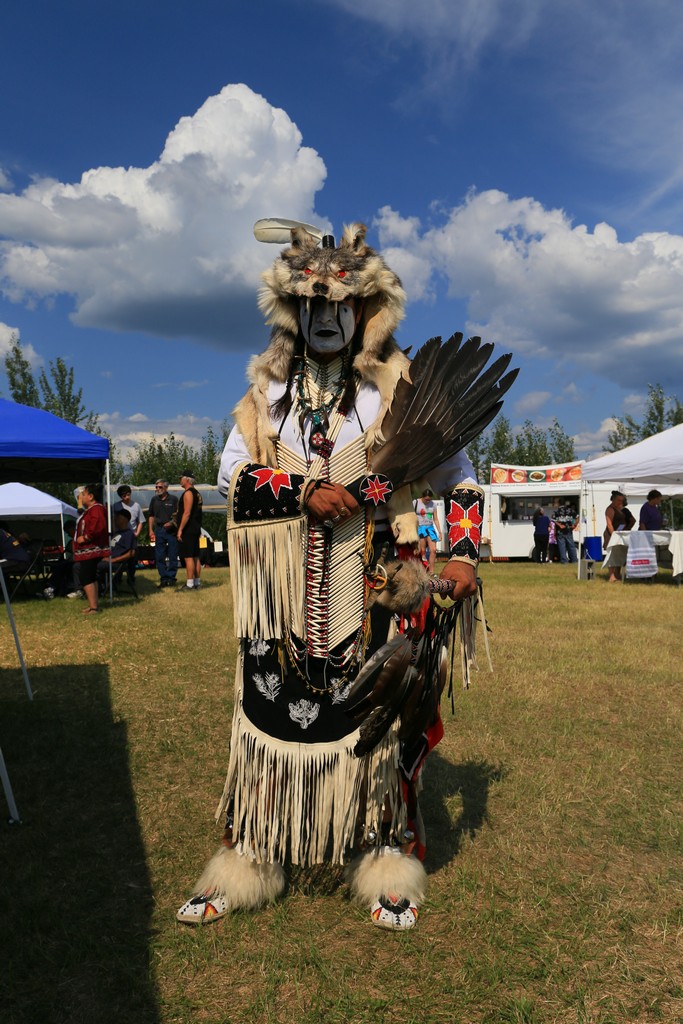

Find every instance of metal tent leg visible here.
[0,563,32,700]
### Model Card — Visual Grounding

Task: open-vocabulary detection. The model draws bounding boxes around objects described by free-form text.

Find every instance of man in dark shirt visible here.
[0,526,31,574]
[97,509,137,592]
[552,502,579,564]
[148,478,179,588]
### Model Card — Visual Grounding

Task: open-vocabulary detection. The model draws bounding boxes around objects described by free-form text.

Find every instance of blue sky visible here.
[2,0,683,466]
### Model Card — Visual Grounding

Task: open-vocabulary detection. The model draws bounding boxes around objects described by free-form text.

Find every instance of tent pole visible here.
[0,744,21,823]
[0,563,33,700]
[105,459,113,606]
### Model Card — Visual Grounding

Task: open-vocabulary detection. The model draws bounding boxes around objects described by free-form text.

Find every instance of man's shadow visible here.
[420,750,507,872]
[0,664,159,1024]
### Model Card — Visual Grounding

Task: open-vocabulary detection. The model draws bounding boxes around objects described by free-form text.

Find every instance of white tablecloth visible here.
[603,530,683,578]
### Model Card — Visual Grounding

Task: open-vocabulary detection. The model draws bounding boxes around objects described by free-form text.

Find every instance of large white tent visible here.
[582,424,683,489]
[0,482,78,519]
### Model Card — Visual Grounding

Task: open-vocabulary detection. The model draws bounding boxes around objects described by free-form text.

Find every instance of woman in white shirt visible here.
[413,487,442,573]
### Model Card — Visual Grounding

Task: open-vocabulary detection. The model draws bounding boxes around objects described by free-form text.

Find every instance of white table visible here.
[603,530,683,580]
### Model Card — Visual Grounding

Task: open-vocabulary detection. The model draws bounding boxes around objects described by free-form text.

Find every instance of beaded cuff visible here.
[445,483,485,567]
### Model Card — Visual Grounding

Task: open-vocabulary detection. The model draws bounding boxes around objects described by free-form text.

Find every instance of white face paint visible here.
[299,298,357,354]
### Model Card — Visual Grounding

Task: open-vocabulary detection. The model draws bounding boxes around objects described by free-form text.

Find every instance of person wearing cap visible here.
[413,487,442,574]
[177,471,203,590]
[176,223,515,932]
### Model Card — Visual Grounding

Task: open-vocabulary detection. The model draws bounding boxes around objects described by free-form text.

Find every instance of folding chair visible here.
[113,557,139,600]
[7,540,45,601]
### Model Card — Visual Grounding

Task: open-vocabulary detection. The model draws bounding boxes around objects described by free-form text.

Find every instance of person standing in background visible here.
[177,471,203,590]
[638,490,664,531]
[148,479,179,589]
[73,483,109,614]
[603,491,635,583]
[113,484,146,539]
[552,501,579,564]
[532,506,550,563]
[413,487,442,573]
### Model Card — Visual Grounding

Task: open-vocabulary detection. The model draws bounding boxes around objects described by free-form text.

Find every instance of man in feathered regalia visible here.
[177,221,516,930]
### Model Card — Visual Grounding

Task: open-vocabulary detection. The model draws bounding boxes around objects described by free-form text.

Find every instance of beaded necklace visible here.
[294,352,349,450]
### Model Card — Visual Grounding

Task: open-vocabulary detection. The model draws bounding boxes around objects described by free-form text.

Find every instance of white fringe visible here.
[227,516,305,639]
[346,849,427,905]
[192,845,285,909]
[216,666,406,867]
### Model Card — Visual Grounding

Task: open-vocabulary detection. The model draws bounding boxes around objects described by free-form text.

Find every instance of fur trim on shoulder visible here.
[192,845,286,910]
[232,385,278,464]
[345,849,427,906]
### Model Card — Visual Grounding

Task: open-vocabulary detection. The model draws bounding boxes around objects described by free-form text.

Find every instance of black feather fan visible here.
[372,334,518,489]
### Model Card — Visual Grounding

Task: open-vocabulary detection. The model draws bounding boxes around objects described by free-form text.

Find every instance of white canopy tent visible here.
[0,482,78,519]
[582,424,683,489]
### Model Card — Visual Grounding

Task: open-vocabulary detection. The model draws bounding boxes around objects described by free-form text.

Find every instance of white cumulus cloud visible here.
[375,191,683,390]
[0,322,41,368]
[513,390,552,417]
[0,85,327,348]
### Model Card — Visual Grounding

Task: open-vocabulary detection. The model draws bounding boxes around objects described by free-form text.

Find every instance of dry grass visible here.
[0,563,681,1024]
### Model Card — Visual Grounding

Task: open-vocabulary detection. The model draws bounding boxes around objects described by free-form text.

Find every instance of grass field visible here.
[1,563,681,1024]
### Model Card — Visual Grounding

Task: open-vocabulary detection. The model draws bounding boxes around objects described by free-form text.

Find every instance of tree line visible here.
[466,416,577,482]
[2,336,230,488]
[3,337,682,489]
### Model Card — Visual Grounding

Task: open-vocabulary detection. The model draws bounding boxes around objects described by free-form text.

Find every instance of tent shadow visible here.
[0,664,159,1024]
[420,750,507,873]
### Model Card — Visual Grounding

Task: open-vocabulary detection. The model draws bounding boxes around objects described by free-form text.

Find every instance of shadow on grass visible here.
[0,664,159,1024]
[421,750,507,873]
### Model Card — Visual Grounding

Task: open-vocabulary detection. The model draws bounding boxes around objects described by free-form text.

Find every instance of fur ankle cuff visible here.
[345,849,427,906]
[192,846,286,911]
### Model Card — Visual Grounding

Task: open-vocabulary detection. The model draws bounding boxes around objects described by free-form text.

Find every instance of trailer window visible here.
[501,495,579,522]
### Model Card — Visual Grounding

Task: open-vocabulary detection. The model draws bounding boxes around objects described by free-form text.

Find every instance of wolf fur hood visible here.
[233,222,411,464]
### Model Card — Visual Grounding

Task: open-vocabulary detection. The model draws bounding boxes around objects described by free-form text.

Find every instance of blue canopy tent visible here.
[0,403,113,787]
[0,399,110,484]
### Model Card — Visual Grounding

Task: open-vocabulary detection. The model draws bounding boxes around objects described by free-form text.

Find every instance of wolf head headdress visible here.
[236,223,411,460]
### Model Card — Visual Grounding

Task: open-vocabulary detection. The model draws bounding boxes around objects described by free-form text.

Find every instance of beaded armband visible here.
[230,463,307,523]
[445,482,485,567]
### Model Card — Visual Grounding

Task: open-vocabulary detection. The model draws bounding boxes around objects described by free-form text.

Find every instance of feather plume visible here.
[345,635,411,716]
[372,334,518,489]
[253,218,323,244]
[353,665,417,758]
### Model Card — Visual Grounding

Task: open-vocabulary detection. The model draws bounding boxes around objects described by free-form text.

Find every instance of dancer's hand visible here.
[305,481,360,525]
[439,559,477,600]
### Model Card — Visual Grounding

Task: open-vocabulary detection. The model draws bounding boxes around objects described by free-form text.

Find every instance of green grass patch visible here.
[0,564,681,1023]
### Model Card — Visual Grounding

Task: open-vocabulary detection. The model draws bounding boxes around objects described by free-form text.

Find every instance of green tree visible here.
[547,418,577,463]
[467,413,576,483]
[4,338,100,430]
[195,421,232,485]
[3,337,122,494]
[512,419,552,466]
[485,414,516,467]
[128,422,232,486]
[606,384,683,451]
[128,432,196,485]
[38,357,99,432]
[4,337,40,407]
[465,433,488,483]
